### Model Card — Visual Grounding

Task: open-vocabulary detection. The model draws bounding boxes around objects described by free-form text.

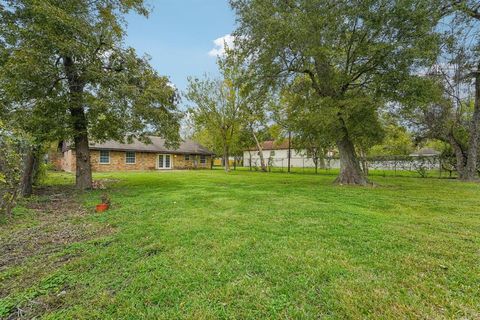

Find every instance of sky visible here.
[124,0,236,97]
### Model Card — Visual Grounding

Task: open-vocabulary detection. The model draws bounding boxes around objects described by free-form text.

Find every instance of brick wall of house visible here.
[61,150,212,172]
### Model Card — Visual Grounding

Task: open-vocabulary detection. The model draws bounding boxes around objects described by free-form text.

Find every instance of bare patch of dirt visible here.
[0,185,115,317]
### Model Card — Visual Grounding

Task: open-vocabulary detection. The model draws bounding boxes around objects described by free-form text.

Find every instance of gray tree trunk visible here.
[334,134,367,185]
[464,69,480,181]
[252,131,266,172]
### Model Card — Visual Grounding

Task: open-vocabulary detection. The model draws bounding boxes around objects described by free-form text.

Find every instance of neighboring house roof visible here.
[409,148,441,157]
[246,140,290,151]
[64,136,214,155]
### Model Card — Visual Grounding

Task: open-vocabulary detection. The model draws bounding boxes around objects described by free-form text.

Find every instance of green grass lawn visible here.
[1,170,479,319]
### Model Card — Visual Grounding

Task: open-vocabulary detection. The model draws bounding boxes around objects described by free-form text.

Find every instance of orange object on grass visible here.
[95,203,109,212]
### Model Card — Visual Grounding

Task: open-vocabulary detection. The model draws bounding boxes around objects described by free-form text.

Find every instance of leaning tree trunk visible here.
[447,133,467,180]
[464,70,480,181]
[252,131,267,172]
[64,56,92,190]
[334,134,367,185]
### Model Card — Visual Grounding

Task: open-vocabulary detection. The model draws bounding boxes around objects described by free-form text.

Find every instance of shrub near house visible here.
[58,136,214,172]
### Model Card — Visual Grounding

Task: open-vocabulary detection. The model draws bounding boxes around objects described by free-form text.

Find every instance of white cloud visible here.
[208,34,235,57]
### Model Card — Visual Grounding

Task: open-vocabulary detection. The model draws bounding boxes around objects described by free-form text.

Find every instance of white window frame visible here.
[157,154,172,170]
[99,150,110,164]
[184,154,190,161]
[125,151,136,164]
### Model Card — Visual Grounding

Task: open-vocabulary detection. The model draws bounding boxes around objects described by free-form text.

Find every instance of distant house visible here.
[58,136,214,172]
[409,148,441,157]
[243,140,334,168]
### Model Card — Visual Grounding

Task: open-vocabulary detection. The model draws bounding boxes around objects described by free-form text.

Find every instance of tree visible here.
[0,121,30,217]
[438,0,480,180]
[0,0,181,190]
[369,122,414,157]
[185,63,244,172]
[275,76,336,173]
[0,38,53,197]
[219,47,273,172]
[241,89,270,172]
[400,1,480,180]
[230,0,440,185]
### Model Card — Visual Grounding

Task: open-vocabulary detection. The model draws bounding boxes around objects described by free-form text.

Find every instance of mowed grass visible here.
[1,170,480,319]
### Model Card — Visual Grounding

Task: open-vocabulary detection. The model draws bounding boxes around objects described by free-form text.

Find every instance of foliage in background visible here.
[369,120,414,157]
[0,122,30,217]
[186,52,247,172]
[401,0,480,180]
[275,76,337,172]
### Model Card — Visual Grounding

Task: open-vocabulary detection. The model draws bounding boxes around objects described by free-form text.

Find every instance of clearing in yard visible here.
[1,170,479,319]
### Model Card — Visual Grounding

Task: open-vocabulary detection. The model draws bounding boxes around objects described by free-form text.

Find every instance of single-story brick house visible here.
[59,136,214,172]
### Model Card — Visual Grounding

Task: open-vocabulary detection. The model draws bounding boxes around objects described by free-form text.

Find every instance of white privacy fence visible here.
[243,155,447,177]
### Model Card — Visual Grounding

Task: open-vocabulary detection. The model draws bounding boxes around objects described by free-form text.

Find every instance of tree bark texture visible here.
[20,147,37,197]
[464,69,480,181]
[334,124,367,185]
[64,56,93,190]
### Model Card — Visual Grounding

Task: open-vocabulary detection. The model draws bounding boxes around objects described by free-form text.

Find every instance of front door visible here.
[158,154,172,169]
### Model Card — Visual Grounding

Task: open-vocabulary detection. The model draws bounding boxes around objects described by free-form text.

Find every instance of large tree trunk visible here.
[334,134,367,185]
[74,132,92,189]
[464,70,480,181]
[70,103,92,190]
[64,56,92,190]
[252,131,267,172]
[20,147,37,197]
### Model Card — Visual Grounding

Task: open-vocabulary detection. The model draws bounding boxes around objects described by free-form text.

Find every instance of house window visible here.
[200,155,206,165]
[184,154,190,161]
[125,151,136,164]
[99,150,110,164]
[158,154,172,169]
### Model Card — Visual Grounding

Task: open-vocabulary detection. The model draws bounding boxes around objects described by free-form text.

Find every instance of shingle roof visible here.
[66,136,214,155]
[246,140,290,151]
